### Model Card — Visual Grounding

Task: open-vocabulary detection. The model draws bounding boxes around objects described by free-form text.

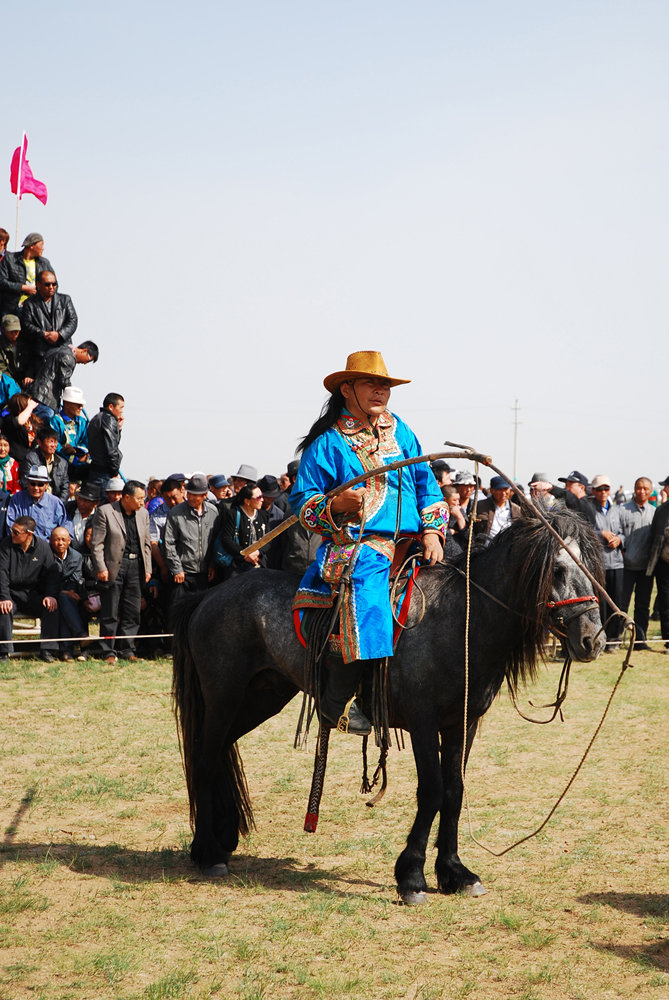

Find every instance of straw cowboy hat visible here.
[323,351,411,393]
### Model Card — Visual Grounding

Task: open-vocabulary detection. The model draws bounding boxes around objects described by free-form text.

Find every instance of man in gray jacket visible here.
[589,475,625,650]
[163,473,218,595]
[90,480,151,662]
[619,476,655,651]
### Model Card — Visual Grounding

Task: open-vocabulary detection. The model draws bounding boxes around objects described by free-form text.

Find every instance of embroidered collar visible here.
[336,409,393,438]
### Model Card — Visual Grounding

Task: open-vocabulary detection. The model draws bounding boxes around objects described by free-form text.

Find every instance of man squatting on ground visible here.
[290,351,449,735]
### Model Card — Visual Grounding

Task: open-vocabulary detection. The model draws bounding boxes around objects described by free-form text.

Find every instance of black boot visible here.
[320,658,371,736]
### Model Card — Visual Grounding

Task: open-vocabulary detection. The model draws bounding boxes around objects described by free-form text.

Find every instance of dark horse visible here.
[172,508,605,903]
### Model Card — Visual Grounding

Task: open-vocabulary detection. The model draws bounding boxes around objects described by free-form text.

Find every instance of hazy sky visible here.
[3,1,667,489]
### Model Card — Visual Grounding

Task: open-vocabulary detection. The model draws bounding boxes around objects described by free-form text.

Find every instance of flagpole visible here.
[14,131,25,249]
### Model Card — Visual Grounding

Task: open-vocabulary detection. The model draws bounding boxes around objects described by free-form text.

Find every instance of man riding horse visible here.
[290,351,449,734]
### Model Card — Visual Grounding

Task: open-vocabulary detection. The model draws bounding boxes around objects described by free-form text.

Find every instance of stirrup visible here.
[323,696,371,736]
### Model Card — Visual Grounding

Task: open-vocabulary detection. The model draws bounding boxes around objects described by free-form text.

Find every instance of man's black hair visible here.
[37,425,59,441]
[161,478,181,494]
[78,340,99,362]
[122,479,145,498]
[103,392,124,409]
[14,515,36,533]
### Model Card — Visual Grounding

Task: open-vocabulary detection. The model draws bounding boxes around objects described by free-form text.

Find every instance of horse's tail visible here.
[171,590,255,838]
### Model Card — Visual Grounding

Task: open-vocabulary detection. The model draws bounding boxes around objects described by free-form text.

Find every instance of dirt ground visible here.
[0,646,667,1000]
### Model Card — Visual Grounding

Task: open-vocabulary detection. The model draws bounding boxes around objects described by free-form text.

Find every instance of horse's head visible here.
[546,537,606,661]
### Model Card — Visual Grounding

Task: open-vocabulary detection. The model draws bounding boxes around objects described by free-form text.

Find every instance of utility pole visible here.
[511,399,521,482]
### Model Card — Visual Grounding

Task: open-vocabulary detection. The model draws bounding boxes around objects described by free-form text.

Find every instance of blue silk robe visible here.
[290,409,448,662]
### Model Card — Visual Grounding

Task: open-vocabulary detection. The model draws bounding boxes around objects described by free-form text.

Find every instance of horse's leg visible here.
[195,676,299,875]
[190,697,244,873]
[394,726,441,905]
[434,722,485,895]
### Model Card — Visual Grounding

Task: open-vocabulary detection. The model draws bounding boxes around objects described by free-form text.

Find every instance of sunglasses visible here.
[593,486,610,491]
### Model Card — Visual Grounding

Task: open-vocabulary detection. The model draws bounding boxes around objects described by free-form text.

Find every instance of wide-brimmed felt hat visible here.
[185,473,209,495]
[233,464,258,482]
[529,472,552,487]
[257,475,281,498]
[323,351,411,394]
[78,483,101,502]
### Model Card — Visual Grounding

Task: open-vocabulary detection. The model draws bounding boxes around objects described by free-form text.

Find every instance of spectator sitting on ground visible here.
[21,425,70,501]
[6,464,72,540]
[0,514,60,661]
[51,386,89,477]
[21,340,98,424]
[87,392,124,488]
[0,314,29,387]
[21,270,78,375]
[65,481,101,552]
[0,232,53,316]
[0,433,19,494]
[50,525,86,661]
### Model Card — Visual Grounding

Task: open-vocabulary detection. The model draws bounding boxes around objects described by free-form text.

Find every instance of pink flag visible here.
[10,135,48,205]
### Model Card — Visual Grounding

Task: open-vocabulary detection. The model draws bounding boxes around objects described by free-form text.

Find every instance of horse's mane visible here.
[436,506,604,693]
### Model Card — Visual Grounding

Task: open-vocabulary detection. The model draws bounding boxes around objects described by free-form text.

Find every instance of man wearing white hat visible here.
[52,385,90,475]
[291,351,448,734]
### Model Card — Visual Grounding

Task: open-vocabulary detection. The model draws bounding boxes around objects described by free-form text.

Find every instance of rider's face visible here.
[341,378,391,421]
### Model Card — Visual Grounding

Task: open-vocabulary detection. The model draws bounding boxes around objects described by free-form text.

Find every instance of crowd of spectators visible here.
[434,462,669,653]
[1,228,668,661]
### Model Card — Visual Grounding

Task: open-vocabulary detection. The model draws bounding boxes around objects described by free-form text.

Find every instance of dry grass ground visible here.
[0,639,667,1000]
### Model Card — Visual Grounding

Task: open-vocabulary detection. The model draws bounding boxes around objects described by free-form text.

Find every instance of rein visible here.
[457,456,635,858]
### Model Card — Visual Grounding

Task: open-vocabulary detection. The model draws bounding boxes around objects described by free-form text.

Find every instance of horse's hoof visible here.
[461,880,487,897]
[399,890,428,905]
[201,862,229,878]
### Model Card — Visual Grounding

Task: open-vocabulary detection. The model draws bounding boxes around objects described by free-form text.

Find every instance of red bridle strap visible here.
[546,595,599,609]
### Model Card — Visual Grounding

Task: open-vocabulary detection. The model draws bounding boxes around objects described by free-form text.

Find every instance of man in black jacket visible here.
[87,392,124,488]
[22,340,98,420]
[0,514,60,660]
[21,425,70,501]
[0,232,53,317]
[21,270,78,375]
[553,470,597,526]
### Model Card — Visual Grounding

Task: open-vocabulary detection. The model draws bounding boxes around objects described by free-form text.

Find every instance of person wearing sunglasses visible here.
[21,270,78,376]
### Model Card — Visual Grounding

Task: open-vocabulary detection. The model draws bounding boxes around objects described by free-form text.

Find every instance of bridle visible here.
[546,594,599,627]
